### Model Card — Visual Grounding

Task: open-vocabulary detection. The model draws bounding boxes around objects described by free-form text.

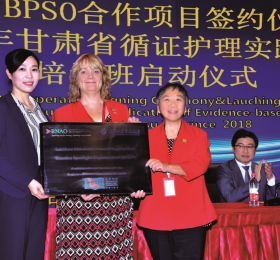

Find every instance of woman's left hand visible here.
[128,117,140,123]
[146,159,167,173]
[28,179,49,200]
[131,190,146,198]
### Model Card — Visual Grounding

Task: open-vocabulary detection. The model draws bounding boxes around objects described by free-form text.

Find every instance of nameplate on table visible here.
[40,122,152,195]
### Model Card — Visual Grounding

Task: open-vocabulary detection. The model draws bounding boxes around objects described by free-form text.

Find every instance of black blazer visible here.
[216,159,276,202]
[0,93,48,198]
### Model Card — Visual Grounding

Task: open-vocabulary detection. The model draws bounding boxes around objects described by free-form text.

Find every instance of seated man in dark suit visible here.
[216,129,276,202]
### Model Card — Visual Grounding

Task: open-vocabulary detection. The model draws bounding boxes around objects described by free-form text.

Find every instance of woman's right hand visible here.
[81,194,100,201]
[128,117,140,123]
[28,179,49,200]
[146,159,167,173]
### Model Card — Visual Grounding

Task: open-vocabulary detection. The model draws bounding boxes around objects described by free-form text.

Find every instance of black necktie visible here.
[242,166,250,183]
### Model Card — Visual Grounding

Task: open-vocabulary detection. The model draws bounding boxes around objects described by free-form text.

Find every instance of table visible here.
[44,203,280,260]
[205,202,280,260]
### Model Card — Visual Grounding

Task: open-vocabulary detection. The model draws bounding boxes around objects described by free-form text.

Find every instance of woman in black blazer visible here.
[0,49,49,260]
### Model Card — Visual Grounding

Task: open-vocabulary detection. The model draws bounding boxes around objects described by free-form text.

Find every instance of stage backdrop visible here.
[1,0,280,206]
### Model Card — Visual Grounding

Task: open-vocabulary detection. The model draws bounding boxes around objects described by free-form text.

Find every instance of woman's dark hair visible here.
[231,129,259,148]
[5,48,40,75]
[156,82,189,105]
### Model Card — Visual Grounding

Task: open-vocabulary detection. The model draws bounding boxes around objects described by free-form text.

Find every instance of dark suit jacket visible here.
[216,159,276,202]
[0,93,46,198]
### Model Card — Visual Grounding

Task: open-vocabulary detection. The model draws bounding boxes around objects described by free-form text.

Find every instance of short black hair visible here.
[231,129,259,148]
[5,48,40,75]
[156,82,189,105]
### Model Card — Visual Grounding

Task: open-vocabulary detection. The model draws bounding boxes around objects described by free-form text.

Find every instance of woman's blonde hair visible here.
[68,54,112,103]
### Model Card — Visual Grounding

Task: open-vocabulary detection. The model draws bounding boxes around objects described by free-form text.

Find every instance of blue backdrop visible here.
[1,0,280,196]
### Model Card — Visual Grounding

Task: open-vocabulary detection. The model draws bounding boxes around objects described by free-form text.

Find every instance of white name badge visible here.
[163,173,176,197]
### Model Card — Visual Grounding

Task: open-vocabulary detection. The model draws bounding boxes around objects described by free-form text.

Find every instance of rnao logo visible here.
[100,128,107,136]
[46,128,68,134]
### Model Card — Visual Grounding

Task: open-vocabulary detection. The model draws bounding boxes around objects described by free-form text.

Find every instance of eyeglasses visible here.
[235,145,255,150]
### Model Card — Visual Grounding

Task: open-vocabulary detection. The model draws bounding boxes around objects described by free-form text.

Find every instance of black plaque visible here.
[40,123,152,195]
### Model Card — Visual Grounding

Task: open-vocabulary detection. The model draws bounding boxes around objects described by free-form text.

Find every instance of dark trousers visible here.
[0,190,48,260]
[142,226,206,260]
